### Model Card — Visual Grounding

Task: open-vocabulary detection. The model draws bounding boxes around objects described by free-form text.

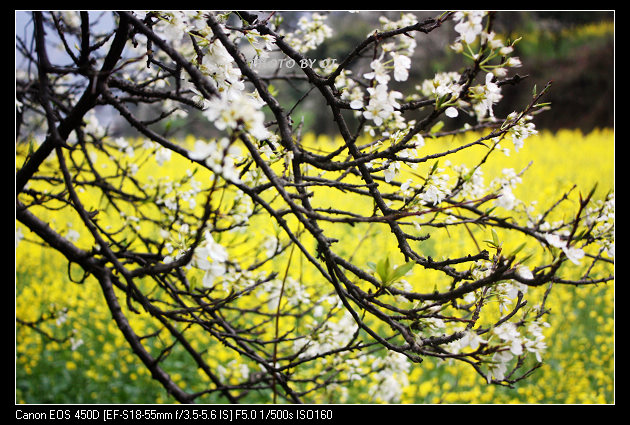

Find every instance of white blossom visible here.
[420,174,450,205]
[368,351,410,403]
[505,57,522,68]
[419,72,462,99]
[114,137,135,157]
[495,186,517,210]
[445,106,459,118]
[194,138,242,183]
[544,233,564,248]
[293,311,357,358]
[364,57,390,85]
[470,73,502,120]
[383,161,400,183]
[505,113,538,152]
[493,322,523,356]
[66,228,80,243]
[460,330,487,350]
[281,13,333,53]
[203,92,270,141]
[245,29,276,57]
[392,53,411,82]
[192,231,229,288]
[348,87,365,110]
[487,349,513,381]
[70,336,84,351]
[563,245,585,265]
[524,320,549,362]
[155,147,172,166]
[543,233,585,265]
[516,265,534,280]
[362,84,402,126]
[482,31,505,50]
[453,11,486,44]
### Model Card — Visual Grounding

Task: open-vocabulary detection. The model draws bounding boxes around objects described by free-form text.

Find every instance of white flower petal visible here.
[445,106,458,118]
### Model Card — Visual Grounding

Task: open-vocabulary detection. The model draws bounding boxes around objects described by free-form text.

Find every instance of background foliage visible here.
[107,11,613,138]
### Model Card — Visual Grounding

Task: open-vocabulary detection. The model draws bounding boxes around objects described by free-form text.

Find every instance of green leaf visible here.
[510,242,527,257]
[430,160,440,175]
[267,83,278,97]
[375,257,389,284]
[372,256,415,287]
[483,239,497,248]
[391,261,415,281]
[485,206,498,215]
[27,139,36,157]
[429,121,444,134]
[463,168,475,183]
[491,229,500,246]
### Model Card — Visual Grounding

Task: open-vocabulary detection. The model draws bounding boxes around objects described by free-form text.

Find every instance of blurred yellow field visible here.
[16,128,614,404]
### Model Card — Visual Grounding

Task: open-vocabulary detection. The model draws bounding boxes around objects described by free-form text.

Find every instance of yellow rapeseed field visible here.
[16,128,614,404]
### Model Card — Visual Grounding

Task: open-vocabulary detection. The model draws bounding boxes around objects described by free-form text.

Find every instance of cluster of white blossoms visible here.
[190,231,229,287]
[341,10,536,217]
[523,191,614,267]
[455,164,486,199]
[469,73,503,120]
[435,11,523,122]
[163,226,230,288]
[584,192,615,258]
[361,69,404,128]
[189,137,243,183]
[243,28,276,59]
[292,306,413,403]
[489,168,523,211]
[280,12,333,53]
[503,112,539,152]
[446,273,550,382]
[450,11,522,74]
[452,11,486,45]
[368,351,411,403]
[486,318,549,381]
[199,64,271,141]
[227,189,255,229]
[201,41,246,93]
[493,278,530,314]
[151,11,206,42]
[113,137,135,158]
[413,305,448,339]
[421,172,452,206]
[147,11,274,143]
[339,69,367,112]
[155,147,172,166]
[348,13,419,133]
[293,310,358,359]
[543,232,585,265]
[467,259,533,313]
[260,276,312,312]
[417,71,463,102]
